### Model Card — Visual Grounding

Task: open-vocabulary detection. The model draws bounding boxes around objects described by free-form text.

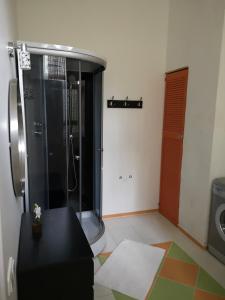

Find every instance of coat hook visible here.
[125,96,128,100]
[140,97,142,101]
[112,96,114,100]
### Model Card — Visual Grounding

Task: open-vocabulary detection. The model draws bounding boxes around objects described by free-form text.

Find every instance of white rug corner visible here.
[95,239,165,300]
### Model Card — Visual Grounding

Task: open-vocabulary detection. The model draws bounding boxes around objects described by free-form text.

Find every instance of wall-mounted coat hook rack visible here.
[107,96,143,109]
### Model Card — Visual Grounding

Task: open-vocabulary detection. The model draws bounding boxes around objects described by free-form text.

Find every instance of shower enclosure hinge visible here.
[18,43,31,70]
[8,42,31,69]
[7,43,15,58]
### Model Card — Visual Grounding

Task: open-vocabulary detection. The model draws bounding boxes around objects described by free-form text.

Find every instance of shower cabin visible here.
[9,42,106,255]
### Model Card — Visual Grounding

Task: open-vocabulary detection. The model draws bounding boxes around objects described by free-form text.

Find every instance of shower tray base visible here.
[76,211,106,256]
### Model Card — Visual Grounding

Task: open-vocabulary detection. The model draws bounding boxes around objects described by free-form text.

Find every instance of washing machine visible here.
[208,178,225,264]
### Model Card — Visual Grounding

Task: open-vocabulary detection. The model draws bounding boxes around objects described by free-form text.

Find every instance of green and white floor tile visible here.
[94,242,225,300]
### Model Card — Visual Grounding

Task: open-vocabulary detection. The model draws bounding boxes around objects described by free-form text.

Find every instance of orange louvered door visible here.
[159,68,188,225]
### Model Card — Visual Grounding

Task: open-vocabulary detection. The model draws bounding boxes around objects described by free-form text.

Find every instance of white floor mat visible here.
[95,239,165,300]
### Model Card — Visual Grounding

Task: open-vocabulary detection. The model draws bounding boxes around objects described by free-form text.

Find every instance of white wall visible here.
[16,0,170,215]
[166,0,225,245]
[210,12,225,182]
[15,0,225,246]
[0,218,6,300]
[0,0,23,299]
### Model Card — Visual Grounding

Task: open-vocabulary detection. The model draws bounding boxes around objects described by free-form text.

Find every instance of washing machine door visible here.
[215,203,225,242]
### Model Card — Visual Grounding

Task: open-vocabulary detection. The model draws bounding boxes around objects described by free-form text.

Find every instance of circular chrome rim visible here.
[8,79,25,198]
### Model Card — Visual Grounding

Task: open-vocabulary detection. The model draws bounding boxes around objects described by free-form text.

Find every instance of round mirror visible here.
[8,79,25,198]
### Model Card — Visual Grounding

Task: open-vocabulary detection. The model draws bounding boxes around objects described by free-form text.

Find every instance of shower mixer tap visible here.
[33,122,42,127]
[32,131,42,136]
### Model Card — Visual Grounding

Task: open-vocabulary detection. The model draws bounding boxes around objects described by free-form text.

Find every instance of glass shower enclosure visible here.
[13,42,106,252]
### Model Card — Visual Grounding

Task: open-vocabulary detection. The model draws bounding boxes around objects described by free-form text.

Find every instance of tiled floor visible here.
[94,212,225,299]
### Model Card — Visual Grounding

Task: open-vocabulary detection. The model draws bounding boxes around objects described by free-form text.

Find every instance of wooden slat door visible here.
[159,68,188,225]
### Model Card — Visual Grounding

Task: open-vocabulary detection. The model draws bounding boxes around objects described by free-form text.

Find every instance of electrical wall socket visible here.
[118,175,133,181]
[7,257,15,297]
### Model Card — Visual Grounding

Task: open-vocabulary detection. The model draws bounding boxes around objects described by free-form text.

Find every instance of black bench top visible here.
[17,207,93,273]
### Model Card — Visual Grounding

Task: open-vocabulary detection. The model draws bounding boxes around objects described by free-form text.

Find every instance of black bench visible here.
[17,207,94,300]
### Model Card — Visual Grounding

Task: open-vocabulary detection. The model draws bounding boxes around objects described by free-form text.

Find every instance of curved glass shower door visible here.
[66,58,104,243]
[22,54,50,210]
[81,61,104,243]
[23,54,70,211]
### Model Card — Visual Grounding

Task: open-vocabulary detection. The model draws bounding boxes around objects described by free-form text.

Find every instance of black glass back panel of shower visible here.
[23,54,102,215]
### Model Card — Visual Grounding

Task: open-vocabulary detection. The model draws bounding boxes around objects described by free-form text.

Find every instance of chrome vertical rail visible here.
[42,56,49,208]
[78,61,82,221]
[100,73,104,220]
[65,59,69,208]
[16,48,29,211]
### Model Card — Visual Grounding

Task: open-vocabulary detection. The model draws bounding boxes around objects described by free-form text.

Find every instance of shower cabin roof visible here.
[10,41,107,69]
